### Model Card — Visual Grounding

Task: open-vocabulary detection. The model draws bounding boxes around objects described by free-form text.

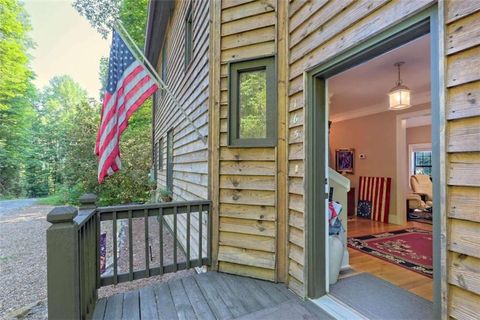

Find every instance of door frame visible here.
[304,5,445,319]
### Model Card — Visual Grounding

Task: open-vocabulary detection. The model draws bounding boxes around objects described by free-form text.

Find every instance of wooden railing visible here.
[96,200,211,286]
[46,194,212,320]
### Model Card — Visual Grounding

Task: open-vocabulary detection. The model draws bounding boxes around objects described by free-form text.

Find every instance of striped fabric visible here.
[95,30,158,183]
[358,176,392,223]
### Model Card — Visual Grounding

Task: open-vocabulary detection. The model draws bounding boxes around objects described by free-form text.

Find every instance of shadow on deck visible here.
[92,272,334,319]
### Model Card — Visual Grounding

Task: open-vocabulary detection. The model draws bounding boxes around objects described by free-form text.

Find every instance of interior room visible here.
[326,34,434,304]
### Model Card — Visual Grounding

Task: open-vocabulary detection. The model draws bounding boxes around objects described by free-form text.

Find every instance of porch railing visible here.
[46,194,212,320]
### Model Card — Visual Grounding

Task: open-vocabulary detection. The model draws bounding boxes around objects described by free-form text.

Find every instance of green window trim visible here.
[166,130,174,192]
[158,137,163,172]
[161,39,167,97]
[185,3,193,68]
[153,142,158,180]
[228,56,277,147]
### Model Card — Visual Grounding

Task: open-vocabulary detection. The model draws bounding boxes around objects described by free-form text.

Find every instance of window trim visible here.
[158,137,164,172]
[228,56,277,147]
[153,141,158,180]
[408,143,432,179]
[166,129,174,192]
[160,38,167,97]
[407,143,433,181]
[184,3,193,69]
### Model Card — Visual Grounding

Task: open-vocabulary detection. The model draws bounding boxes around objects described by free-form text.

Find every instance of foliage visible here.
[72,0,121,39]
[37,194,64,206]
[239,71,267,138]
[154,187,172,203]
[72,0,148,49]
[0,0,153,206]
[0,0,35,197]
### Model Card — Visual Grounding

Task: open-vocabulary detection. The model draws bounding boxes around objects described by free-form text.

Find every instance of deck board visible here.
[154,283,178,320]
[122,291,140,320]
[182,276,216,320]
[92,297,107,320]
[194,271,234,319]
[220,273,263,313]
[103,293,123,319]
[139,287,159,319]
[95,272,334,319]
[169,278,198,320]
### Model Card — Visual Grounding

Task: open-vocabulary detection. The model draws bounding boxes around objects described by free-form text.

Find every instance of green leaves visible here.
[0,0,35,197]
[0,0,153,205]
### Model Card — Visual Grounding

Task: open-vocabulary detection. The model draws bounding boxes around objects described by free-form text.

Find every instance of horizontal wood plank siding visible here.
[216,0,278,280]
[286,0,436,297]
[152,0,210,259]
[445,1,480,317]
[154,0,210,203]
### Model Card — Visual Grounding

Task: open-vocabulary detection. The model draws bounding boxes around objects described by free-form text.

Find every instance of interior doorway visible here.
[304,7,442,319]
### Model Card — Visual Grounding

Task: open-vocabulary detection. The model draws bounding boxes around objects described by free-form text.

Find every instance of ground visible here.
[0,199,50,319]
[0,199,194,319]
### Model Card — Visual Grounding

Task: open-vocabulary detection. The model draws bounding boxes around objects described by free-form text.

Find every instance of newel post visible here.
[46,206,80,319]
[79,193,97,210]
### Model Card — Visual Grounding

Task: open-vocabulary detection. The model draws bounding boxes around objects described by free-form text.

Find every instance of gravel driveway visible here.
[0,200,51,319]
[0,200,195,319]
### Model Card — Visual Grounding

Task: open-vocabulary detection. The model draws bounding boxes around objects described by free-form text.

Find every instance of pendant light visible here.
[388,62,411,110]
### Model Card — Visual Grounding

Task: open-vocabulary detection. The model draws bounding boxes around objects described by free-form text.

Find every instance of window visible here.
[185,4,193,67]
[166,130,174,192]
[161,40,167,96]
[161,43,167,82]
[409,143,432,180]
[229,56,276,146]
[413,151,432,176]
[158,138,163,171]
[153,142,158,180]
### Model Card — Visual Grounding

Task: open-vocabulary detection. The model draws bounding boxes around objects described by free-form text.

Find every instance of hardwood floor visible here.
[346,218,433,301]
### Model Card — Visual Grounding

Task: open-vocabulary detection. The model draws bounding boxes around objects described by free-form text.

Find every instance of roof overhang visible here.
[144,0,174,66]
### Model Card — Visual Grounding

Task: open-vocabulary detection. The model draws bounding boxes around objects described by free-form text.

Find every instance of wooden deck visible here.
[92,272,333,319]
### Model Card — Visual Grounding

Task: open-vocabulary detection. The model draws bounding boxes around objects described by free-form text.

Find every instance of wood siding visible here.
[445,1,480,318]
[286,0,435,297]
[154,0,209,201]
[215,0,279,282]
[153,0,210,260]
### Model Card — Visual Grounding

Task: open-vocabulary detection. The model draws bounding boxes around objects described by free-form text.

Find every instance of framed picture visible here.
[336,148,354,174]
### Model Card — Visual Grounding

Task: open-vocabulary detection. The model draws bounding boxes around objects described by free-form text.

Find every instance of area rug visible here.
[330,273,433,320]
[347,228,432,277]
[408,210,433,225]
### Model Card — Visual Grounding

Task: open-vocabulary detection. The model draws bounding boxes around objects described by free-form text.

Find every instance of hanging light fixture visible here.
[388,61,411,110]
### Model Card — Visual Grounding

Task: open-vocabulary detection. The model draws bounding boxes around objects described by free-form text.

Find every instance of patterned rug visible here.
[408,210,433,225]
[348,228,432,277]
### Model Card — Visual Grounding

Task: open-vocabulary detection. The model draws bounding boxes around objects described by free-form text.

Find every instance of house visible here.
[145,0,480,317]
[46,0,480,319]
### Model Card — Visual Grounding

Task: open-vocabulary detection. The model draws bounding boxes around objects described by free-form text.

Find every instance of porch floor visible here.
[92,271,334,320]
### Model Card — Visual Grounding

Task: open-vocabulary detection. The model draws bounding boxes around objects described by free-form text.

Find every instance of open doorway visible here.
[305,9,441,319]
[328,33,433,303]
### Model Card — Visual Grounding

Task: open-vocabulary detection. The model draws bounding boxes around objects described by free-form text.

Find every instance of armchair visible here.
[410,174,433,208]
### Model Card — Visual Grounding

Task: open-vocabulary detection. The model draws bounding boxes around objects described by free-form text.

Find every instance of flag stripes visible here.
[358,176,392,223]
[95,31,158,183]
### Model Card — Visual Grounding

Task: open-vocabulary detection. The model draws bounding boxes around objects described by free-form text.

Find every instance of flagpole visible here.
[114,21,207,145]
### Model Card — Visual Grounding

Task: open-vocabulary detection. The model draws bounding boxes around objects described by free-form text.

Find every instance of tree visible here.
[72,0,148,49]
[24,76,89,197]
[0,0,35,197]
[72,0,121,39]
[71,0,153,205]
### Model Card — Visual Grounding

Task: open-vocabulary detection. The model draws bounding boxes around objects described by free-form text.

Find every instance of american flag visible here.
[95,30,158,183]
[358,176,392,223]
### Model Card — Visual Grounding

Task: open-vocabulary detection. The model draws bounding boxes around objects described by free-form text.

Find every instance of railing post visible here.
[46,206,80,320]
[79,193,97,210]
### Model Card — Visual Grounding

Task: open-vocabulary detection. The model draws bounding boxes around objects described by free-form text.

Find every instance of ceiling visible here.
[329,34,431,122]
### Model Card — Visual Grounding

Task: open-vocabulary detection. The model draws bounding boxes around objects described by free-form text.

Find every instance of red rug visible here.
[347,228,432,277]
